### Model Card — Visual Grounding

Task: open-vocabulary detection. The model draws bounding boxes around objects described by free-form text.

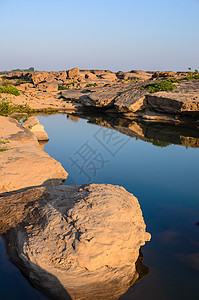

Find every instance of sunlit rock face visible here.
[22,116,49,141]
[1,184,151,300]
[0,116,67,193]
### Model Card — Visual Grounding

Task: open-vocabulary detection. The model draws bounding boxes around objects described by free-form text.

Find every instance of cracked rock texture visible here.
[1,69,199,125]
[1,184,151,300]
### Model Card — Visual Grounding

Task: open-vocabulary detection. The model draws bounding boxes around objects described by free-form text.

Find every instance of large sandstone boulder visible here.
[130,70,153,81]
[85,72,98,80]
[31,72,58,85]
[1,184,150,300]
[22,116,49,141]
[31,72,49,85]
[61,82,148,110]
[146,90,199,114]
[152,71,176,79]
[116,71,151,81]
[57,71,67,81]
[0,116,67,193]
[114,88,149,112]
[99,73,118,81]
[37,81,59,92]
[67,68,80,79]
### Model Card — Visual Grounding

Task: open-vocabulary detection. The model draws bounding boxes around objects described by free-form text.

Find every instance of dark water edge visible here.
[0,237,46,300]
[1,113,199,300]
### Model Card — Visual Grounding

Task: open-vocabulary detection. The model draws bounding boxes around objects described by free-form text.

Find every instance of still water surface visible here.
[1,113,199,299]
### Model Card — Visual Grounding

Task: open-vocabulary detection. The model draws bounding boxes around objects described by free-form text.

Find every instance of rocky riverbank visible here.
[0,116,67,193]
[0,116,151,299]
[1,68,199,125]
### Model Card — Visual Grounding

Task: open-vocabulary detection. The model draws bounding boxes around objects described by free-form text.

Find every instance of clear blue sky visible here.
[0,0,199,72]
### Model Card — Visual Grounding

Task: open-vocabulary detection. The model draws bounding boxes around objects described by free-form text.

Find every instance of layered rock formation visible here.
[61,79,199,117]
[0,116,67,193]
[1,184,151,300]
[1,68,199,125]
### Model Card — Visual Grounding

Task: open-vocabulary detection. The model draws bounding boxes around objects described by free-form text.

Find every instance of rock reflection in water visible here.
[67,115,79,122]
[72,112,199,149]
[0,184,150,300]
[38,140,49,150]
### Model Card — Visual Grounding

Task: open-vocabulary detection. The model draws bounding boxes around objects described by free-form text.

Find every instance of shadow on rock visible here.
[0,183,150,300]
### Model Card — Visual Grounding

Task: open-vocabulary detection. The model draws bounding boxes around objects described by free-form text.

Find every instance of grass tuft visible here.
[140,79,179,93]
[86,83,97,87]
[0,139,9,144]
[0,146,9,152]
[58,85,69,90]
[0,86,20,96]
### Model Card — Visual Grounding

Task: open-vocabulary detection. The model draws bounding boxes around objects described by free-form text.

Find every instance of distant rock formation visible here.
[1,68,199,125]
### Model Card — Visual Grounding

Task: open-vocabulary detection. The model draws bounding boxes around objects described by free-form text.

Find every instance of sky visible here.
[0,0,199,72]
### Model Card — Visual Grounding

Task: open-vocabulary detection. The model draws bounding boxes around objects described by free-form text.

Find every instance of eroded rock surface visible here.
[61,79,199,125]
[0,116,67,193]
[1,184,151,300]
[1,69,199,125]
[22,116,49,141]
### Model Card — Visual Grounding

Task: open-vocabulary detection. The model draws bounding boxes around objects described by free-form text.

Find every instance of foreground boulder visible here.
[0,116,67,193]
[1,184,151,300]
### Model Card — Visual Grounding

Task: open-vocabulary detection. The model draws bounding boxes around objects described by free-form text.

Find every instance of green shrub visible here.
[15,103,32,114]
[0,99,15,115]
[0,139,9,144]
[124,78,141,83]
[67,81,77,86]
[58,85,69,90]
[21,116,28,123]
[0,146,9,152]
[181,74,199,81]
[141,79,177,93]
[180,67,199,80]
[147,139,171,147]
[166,78,181,83]
[0,99,31,116]
[86,83,97,87]
[0,86,20,96]
[0,139,9,152]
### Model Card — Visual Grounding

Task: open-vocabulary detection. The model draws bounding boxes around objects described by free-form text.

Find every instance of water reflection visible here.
[67,115,79,123]
[72,112,199,148]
